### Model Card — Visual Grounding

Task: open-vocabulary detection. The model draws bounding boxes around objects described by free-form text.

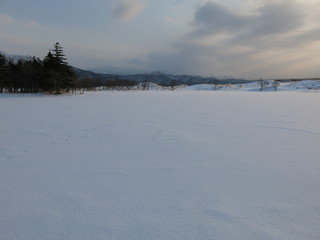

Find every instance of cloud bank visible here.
[112,0,146,21]
[147,0,320,78]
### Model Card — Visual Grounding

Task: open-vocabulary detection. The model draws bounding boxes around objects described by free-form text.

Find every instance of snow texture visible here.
[1,91,320,240]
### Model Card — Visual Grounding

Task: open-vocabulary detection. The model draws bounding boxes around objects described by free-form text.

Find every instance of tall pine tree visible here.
[52,42,68,67]
[44,42,75,94]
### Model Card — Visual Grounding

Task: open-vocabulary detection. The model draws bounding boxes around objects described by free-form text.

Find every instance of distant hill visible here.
[117,73,251,85]
[76,69,251,85]
[89,65,145,75]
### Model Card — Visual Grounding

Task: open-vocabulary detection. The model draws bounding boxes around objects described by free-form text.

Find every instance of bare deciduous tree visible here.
[272,80,280,91]
[170,79,177,91]
[259,79,269,91]
[212,80,219,90]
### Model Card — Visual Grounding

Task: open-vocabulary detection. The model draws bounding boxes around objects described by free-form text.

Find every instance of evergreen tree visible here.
[46,42,75,94]
[21,57,43,93]
[43,51,55,65]
[8,59,23,93]
[0,53,9,93]
[52,42,68,67]
[1,43,75,94]
[31,57,44,93]
[43,51,57,91]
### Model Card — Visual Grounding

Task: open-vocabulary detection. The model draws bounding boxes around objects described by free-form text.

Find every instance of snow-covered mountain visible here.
[0,52,34,62]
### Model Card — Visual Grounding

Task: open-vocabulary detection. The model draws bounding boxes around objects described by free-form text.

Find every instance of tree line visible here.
[0,42,75,94]
[0,43,176,94]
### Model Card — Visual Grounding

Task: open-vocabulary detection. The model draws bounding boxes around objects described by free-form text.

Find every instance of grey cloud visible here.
[190,1,251,36]
[125,58,145,67]
[190,0,308,39]
[297,28,320,42]
[146,0,320,78]
[148,43,215,75]
[148,41,260,77]
[149,0,320,78]
[252,1,307,36]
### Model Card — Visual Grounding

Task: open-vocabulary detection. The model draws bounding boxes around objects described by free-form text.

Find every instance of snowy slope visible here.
[183,80,320,91]
[1,92,320,240]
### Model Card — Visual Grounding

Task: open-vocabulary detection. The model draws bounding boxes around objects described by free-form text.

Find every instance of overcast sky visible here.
[1,0,320,78]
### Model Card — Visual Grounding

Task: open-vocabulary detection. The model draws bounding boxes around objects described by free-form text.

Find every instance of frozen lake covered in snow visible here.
[1,91,320,240]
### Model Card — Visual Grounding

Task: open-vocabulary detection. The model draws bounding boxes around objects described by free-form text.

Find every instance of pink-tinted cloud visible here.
[112,0,146,21]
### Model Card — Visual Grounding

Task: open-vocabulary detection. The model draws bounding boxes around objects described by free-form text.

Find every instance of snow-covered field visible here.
[1,91,320,240]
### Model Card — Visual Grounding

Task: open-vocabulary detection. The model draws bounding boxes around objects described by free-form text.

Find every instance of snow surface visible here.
[1,91,320,240]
